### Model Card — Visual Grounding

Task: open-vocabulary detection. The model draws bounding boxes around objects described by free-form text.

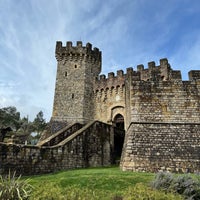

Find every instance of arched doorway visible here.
[113,114,125,164]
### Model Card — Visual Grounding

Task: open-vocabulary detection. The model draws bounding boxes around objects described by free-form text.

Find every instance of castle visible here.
[0,41,200,174]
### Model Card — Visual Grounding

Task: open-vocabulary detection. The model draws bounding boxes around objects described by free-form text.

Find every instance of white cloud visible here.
[169,34,200,79]
[0,0,200,121]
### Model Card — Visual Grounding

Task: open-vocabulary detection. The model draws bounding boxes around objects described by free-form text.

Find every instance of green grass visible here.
[27,167,183,199]
[29,166,153,197]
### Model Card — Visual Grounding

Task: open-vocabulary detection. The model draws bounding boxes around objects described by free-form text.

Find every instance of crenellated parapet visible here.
[189,70,200,81]
[136,58,200,82]
[55,41,101,69]
[94,69,126,97]
[93,58,200,101]
[93,58,173,96]
[136,58,178,81]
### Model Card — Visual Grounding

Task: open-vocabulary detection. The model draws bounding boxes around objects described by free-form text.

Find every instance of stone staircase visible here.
[0,121,114,175]
[37,122,83,147]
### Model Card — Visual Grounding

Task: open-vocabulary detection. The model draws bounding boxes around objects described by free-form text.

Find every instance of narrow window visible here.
[75,65,77,68]
[65,72,67,77]
[72,93,74,99]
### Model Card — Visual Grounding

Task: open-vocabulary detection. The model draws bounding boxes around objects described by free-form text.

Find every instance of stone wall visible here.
[44,51,200,174]
[129,79,200,123]
[0,121,113,175]
[93,70,126,128]
[121,59,200,172]
[121,122,200,173]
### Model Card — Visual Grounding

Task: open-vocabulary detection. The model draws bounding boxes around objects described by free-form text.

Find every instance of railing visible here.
[37,123,83,147]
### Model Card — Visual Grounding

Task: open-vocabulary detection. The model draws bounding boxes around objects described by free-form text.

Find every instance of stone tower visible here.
[52,41,101,124]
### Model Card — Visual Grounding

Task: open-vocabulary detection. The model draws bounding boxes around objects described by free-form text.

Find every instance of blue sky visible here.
[0,0,200,121]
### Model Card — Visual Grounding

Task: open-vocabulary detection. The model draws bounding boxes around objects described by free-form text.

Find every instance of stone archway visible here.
[113,114,125,164]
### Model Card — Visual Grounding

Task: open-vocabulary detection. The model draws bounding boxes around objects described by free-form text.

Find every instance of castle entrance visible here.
[113,114,125,164]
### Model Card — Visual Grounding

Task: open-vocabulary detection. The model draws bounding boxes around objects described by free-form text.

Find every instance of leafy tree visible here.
[0,106,21,130]
[32,111,47,135]
[17,117,34,135]
[0,107,47,144]
[0,106,22,142]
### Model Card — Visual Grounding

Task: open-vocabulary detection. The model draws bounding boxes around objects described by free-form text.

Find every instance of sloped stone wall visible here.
[0,121,113,175]
[121,122,200,173]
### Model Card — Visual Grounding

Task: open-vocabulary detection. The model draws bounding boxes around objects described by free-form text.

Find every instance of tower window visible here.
[72,93,74,99]
[75,65,77,68]
[65,72,67,77]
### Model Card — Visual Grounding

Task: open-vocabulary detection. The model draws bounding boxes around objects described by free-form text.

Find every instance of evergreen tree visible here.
[0,106,21,130]
[32,111,47,135]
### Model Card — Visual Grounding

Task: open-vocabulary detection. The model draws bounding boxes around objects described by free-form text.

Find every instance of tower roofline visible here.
[55,41,101,62]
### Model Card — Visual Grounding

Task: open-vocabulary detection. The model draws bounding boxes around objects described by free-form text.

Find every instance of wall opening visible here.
[113,114,125,165]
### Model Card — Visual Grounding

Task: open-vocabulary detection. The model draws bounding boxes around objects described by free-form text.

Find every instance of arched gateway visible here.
[113,114,125,164]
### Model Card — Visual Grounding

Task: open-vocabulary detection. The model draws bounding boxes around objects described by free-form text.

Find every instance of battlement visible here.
[136,58,170,71]
[136,58,173,81]
[136,58,200,81]
[96,70,125,86]
[55,41,101,65]
[189,70,200,80]
[96,58,174,84]
[94,58,200,93]
[95,58,172,89]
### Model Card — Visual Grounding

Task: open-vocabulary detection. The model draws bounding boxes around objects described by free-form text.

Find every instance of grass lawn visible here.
[28,166,155,199]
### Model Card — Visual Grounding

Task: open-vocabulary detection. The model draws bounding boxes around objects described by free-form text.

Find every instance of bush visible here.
[124,183,183,200]
[172,175,200,200]
[151,172,200,200]
[0,171,33,200]
[151,171,174,191]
